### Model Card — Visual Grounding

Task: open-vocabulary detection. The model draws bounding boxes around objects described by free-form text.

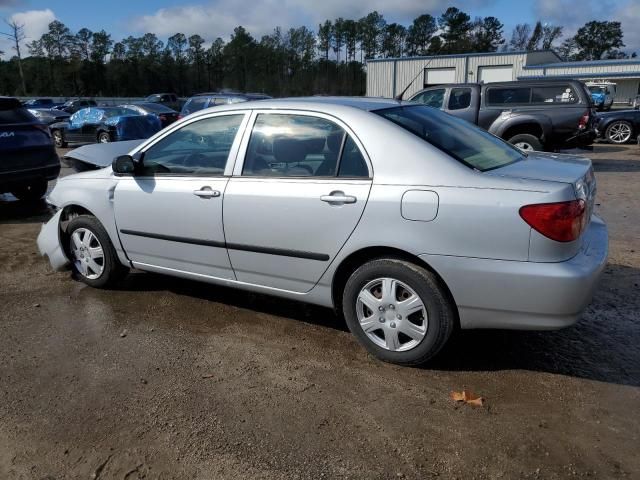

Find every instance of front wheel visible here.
[507,133,543,152]
[52,129,67,148]
[605,121,633,144]
[97,132,111,143]
[10,178,48,201]
[342,258,456,365]
[67,215,128,288]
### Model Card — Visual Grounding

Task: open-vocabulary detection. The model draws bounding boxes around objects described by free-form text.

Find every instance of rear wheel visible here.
[10,178,48,201]
[342,258,455,365]
[605,121,633,144]
[98,132,111,143]
[507,133,543,152]
[67,215,128,288]
[52,129,67,148]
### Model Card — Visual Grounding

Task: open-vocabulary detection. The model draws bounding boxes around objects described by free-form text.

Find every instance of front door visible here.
[223,111,372,292]
[114,112,248,279]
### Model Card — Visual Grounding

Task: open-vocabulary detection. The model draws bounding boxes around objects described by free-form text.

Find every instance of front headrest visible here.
[273,137,307,163]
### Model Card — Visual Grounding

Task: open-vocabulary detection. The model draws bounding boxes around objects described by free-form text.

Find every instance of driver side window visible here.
[140,114,244,176]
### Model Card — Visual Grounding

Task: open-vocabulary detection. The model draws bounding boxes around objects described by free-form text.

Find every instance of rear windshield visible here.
[375,105,524,172]
[0,103,36,124]
[137,102,175,113]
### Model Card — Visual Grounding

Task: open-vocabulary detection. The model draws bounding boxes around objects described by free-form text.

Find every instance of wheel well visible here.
[503,123,543,141]
[331,246,459,326]
[61,204,94,223]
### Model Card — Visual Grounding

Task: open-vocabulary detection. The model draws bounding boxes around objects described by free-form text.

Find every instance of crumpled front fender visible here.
[36,209,70,271]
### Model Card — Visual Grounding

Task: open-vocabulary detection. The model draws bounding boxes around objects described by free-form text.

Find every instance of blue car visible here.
[0,97,60,201]
[587,82,615,111]
[50,107,162,147]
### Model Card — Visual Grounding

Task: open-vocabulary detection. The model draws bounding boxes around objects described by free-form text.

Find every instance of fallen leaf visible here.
[450,390,484,407]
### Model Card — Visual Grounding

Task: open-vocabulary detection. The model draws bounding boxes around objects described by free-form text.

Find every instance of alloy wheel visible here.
[70,228,105,280]
[356,277,428,352]
[515,141,534,152]
[607,122,632,143]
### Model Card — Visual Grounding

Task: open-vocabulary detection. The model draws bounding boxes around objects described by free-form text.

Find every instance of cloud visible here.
[0,9,56,57]
[533,0,638,52]
[132,0,495,41]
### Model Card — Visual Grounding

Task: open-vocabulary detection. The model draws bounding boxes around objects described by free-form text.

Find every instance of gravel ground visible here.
[0,143,639,479]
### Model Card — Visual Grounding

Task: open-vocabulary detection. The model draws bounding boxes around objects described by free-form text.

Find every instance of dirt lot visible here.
[1,144,639,479]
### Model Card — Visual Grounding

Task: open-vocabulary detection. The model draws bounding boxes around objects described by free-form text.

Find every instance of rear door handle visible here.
[193,187,220,198]
[320,191,357,204]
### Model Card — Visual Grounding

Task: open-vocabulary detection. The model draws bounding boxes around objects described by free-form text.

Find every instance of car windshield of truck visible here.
[589,86,606,94]
[375,105,524,172]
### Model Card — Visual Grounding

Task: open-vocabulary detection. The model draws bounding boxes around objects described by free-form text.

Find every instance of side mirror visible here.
[112,155,137,175]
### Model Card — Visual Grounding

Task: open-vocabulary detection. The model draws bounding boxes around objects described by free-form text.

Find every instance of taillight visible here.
[159,114,167,121]
[519,200,586,242]
[33,123,52,138]
[177,114,184,120]
[578,110,590,130]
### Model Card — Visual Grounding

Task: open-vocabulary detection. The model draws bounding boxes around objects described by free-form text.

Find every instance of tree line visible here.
[0,7,633,98]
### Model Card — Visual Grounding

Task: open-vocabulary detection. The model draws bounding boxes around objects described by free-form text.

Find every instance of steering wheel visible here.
[179,152,208,167]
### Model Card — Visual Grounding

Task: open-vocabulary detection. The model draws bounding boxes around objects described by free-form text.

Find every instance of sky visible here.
[0,0,638,57]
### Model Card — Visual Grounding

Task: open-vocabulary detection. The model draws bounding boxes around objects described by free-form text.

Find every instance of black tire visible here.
[10,178,48,201]
[66,215,129,288]
[342,258,456,366]
[605,121,634,144]
[97,131,111,143]
[52,129,67,148]
[507,133,544,152]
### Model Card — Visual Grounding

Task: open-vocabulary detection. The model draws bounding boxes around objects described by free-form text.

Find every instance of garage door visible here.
[478,65,513,83]
[424,67,456,85]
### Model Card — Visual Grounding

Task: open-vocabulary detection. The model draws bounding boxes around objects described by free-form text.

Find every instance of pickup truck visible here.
[144,93,182,112]
[408,80,595,151]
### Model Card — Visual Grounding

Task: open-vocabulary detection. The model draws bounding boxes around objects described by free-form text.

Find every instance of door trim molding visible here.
[119,229,329,261]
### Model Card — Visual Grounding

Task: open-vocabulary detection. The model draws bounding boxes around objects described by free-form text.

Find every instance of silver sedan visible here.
[38,97,608,365]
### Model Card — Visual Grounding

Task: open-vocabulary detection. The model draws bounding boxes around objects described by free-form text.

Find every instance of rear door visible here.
[114,111,250,278]
[223,110,372,292]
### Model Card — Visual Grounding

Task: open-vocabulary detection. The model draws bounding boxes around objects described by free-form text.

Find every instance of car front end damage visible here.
[37,208,70,272]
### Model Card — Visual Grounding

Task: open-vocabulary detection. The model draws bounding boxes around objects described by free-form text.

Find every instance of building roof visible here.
[523,58,640,69]
[366,50,563,64]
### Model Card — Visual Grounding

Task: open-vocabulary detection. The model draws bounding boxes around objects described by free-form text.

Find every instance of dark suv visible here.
[180,92,271,117]
[409,80,595,151]
[0,97,60,201]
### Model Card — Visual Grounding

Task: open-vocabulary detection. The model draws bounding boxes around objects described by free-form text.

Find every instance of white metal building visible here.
[366,50,640,104]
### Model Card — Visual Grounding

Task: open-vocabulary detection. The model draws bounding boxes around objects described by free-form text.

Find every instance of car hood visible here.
[63,139,145,168]
[486,151,592,185]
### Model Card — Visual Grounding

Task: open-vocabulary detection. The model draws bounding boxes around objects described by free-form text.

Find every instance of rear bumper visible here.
[0,163,60,191]
[420,215,608,330]
[36,209,70,271]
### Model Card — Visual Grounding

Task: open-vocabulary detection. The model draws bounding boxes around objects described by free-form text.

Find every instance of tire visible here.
[605,121,633,144]
[52,129,67,148]
[10,178,48,201]
[97,131,111,143]
[342,258,455,365]
[507,133,544,152]
[66,215,128,288]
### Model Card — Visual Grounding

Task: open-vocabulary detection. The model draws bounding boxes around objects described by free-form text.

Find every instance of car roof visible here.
[189,96,406,116]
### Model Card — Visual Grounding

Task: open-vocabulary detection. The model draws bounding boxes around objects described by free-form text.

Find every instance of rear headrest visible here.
[273,137,307,163]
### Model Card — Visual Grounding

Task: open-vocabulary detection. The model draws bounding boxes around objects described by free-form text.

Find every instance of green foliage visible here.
[0,10,633,98]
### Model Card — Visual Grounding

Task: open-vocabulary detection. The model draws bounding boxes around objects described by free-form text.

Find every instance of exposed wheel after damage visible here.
[67,215,128,288]
[342,258,455,365]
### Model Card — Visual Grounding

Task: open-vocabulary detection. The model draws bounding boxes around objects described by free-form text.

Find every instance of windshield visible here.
[145,94,162,102]
[102,107,137,118]
[375,105,524,172]
[589,86,606,94]
[137,102,174,113]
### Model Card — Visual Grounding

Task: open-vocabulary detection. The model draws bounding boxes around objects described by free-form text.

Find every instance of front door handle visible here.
[193,187,221,198]
[320,191,357,205]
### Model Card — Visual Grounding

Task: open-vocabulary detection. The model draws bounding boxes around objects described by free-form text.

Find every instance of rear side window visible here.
[242,113,368,178]
[531,85,578,104]
[213,98,229,105]
[486,87,531,106]
[0,105,36,124]
[448,88,472,110]
[411,89,445,108]
[182,97,208,115]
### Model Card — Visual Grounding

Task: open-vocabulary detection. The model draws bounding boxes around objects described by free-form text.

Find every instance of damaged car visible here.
[38,97,607,366]
[50,107,162,147]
